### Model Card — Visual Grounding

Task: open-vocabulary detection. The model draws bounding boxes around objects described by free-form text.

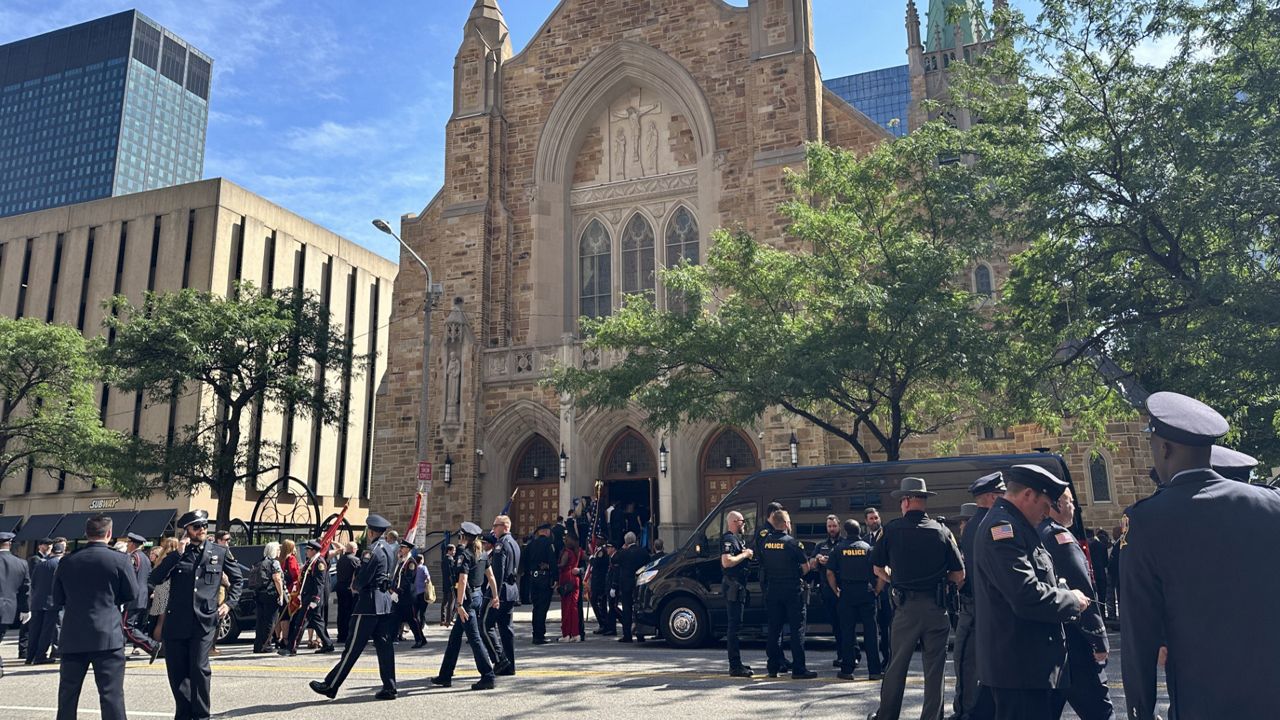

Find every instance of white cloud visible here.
[285,121,382,155]
[1133,34,1180,67]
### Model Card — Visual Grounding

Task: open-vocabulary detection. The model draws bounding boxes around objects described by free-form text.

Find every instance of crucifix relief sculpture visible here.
[611,93,661,178]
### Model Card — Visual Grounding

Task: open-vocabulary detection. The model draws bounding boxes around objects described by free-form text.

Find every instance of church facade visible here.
[370,0,1144,545]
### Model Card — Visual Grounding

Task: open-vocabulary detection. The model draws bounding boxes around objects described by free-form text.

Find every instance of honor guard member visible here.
[149,509,245,720]
[311,514,398,701]
[285,541,335,655]
[394,541,427,648]
[589,542,616,636]
[0,530,30,679]
[487,514,521,675]
[760,509,818,679]
[1209,444,1258,482]
[974,465,1088,720]
[812,515,844,670]
[52,515,137,720]
[17,537,50,661]
[526,524,557,644]
[1121,392,1280,720]
[124,533,152,638]
[432,522,499,691]
[868,478,964,720]
[720,510,754,677]
[1038,488,1113,720]
[827,519,882,681]
[953,472,1006,720]
[26,539,64,665]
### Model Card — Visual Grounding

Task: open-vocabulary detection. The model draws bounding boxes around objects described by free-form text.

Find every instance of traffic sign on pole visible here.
[418,461,432,483]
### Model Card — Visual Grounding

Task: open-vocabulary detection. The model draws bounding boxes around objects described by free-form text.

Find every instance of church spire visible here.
[906,0,922,50]
[466,0,509,51]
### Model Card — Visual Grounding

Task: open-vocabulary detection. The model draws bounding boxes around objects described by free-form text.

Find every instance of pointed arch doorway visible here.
[599,428,658,547]
[509,435,561,539]
[699,428,760,516]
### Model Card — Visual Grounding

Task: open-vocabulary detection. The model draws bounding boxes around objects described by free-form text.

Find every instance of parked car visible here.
[633,453,1084,648]
[215,544,338,643]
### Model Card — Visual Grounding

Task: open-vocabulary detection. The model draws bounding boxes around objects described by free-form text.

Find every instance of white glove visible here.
[19,612,30,624]
[609,589,616,599]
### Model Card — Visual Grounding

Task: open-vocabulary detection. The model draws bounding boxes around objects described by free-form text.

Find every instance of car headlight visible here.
[636,569,658,586]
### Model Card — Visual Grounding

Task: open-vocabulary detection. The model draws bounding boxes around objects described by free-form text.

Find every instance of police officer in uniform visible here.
[311,514,398,700]
[149,509,244,720]
[759,508,818,679]
[1209,444,1258,482]
[827,519,881,681]
[1038,488,1112,719]
[432,521,498,691]
[17,537,50,661]
[487,514,521,674]
[812,515,843,670]
[952,471,1005,720]
[1121,392,1280,719]
[52,515,136,720]
[973,465,1087,720]
[124,533,152,641]
[284,540,335,655]
[868,478,964,720]
[0,530,30,680]
[756,501,792,673]
[525,524,557,645]
[589,541,616,635]
[720,510,754,677]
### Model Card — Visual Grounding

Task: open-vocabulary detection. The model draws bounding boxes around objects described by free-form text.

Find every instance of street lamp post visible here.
[373,219,443,482]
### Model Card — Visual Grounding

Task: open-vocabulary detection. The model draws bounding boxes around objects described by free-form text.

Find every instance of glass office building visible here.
[0,10,211,217]
[824,65,912,138]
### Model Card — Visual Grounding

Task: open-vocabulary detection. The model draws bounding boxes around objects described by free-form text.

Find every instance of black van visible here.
[633,452,1081,648]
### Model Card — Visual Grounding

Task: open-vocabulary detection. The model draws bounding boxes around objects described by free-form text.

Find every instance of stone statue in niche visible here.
[612,97,660,164]
[644,120,659,176]
[613,128,627,180]
[444,353,462,423]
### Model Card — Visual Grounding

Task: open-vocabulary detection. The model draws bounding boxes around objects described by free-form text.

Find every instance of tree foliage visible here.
[0,318,118,487]
[99,284,367,527]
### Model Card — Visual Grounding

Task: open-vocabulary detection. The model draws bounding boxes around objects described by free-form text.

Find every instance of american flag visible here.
[990,524,1014,541]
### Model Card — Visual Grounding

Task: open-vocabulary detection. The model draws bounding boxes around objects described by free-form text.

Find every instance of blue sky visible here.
[0,1,948,260]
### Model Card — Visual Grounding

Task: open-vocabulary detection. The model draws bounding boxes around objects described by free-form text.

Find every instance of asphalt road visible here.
[0,618,1164,719]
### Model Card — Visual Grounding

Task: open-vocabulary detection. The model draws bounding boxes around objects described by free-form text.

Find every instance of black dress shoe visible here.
[277,649,296,657]
[308,681,337,699]
[792,670,818,680]
[411,641,427,649]
[838,672,856,680]
[618,636,633,643]
[496,667,516,676]
[729,666,754,678]
[531,638,549,645]
[779,660,793,673]
[869,673,883,680]
[833,659,842,668]
[430,676,452,687]
[316,645,335,654]
[375,688,397,700]
[471,677,496,691]
[767,670,780,678]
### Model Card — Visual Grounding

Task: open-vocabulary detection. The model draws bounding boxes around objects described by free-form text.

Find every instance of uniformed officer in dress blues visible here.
[1121,392,1280,720]
[311,513,398,700]
[149,509,244,720]
[0,530,30,680]
[973,465,1088,720]
[1038,487,1113,720]
[284,540,335,655]
[952,471,1005,720]
[1209,444,1258,482]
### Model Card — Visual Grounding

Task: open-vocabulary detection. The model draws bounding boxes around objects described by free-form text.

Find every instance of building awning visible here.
[0,515,21,534]
[126,509,176,539]
[101,511,139,540]
[13,514,63,542]
[49,511,97,540]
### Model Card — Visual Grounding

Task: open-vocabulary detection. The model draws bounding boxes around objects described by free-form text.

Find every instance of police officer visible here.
[1210,444,1258,482]
[812,514,843,670]
[284,540,335,655]
[1122,392,1280,719]
[311,514,398,700]
[525,524,557,645]
[17,536,50,661]
[720,510,754,677]
[432,521,498,691]
[26,539,63,664]
[52,515,136,720]
[952,471,1005,720]
[868,478,964,720]
[393,540,427,648]
[0,530,30,680]
[589,541,616,636]
[487,514,521,674]
[149,509,245,720]
[759,508,818,679]
[124,533,152,639]
[1038,488,1112,720]
[973,464,1087,720]
[756,501,792,673]
[827,518,881,681]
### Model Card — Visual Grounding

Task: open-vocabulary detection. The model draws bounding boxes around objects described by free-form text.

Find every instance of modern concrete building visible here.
[0,179,394,545]
[0,10,211,218]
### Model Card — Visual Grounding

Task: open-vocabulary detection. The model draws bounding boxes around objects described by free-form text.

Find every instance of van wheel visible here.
[660,597,708,649]
[217,610,240,643]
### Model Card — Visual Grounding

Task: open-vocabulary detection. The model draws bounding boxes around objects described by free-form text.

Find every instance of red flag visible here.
[289,502,349,616]
[317,502,350,556]
[403,491,423,547]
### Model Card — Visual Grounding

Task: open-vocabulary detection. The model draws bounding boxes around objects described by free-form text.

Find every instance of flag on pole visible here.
[404,487,424,547]
[501,486,519,516]
[289,502,349,616]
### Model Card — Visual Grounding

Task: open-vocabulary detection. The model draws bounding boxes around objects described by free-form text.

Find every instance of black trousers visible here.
[993,687,1056,720]
[820,586,844,662]
[28,607,58,662]
[530,584,553,641]
[484,602,515,669]
[437,591,494,681]
[253,595,279,651]
[619,586,638,640]
[397,595,424,644]
[726,596,745,670]
[875,591,894,667]
[322,612,396,692]
[336,589,354,643]
[164,628,217,720]
[765,587,808,674]
[590,583,613,632]
[0,626,8,675]
[1051,632,1115,720]
[57,648,126,720]
[837,596,880,675]
[287,601,333,651]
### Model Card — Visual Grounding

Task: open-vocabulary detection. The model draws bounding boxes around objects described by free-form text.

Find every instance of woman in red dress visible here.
[558,533,585,641]
[275,539,301,646]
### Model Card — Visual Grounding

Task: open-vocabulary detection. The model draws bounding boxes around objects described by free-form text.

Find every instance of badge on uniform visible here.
[990,524,1014,541]
[1055,532,1075,545]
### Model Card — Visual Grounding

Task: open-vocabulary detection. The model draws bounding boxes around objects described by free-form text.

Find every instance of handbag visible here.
[426,579,437,605]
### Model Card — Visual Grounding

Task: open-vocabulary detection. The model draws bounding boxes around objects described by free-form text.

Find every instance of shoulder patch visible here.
[990,524,1014,542]
[1055,531,1075,545]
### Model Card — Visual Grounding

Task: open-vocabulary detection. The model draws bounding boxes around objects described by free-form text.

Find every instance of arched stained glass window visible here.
[1089,451,1113,503]
[579,219,612,320]
[665,207,699,312]
[621,213,655,296]
[974,264,993,297]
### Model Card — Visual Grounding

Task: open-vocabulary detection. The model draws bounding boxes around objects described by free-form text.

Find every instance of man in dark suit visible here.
[611,532,650,643]
[26,539,65,664]
[17,536,50,661]
[150,509,244,720]
[0,530,31,680]
[125,533,152,632]
[51,515,136,720]
[334,541,360,644]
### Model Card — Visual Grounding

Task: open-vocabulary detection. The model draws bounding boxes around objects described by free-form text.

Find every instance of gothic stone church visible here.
[370,0,1144,544]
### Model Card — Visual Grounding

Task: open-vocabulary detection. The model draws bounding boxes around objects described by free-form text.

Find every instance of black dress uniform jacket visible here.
[957,505,988,598]
[151,540,244,639]
[1037,520,1107,654]
[492,532,522,605]
[973,498,1078,689]
[0,548,30,625]
[1120,468,1280,720]
[354,539,396,615]
[52,543,137,654]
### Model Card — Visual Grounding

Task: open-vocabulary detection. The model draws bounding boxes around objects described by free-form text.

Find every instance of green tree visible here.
[0,318,118,487]
[99,284,367,529]
[553,135,1028,461]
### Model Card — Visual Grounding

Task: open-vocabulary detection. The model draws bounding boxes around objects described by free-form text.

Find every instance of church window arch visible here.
[973,263,994,297]
[664,205,700,312]
[579,219,612,320]
[1087,448,1114,504]
[621,212,656,298]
